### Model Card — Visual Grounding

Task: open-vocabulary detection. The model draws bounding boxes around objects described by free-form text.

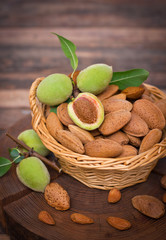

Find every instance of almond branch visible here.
[6,132,62,173]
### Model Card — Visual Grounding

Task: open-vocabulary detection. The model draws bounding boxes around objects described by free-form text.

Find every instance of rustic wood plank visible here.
[0,28,166,48]
[0,90,29,108]
[0,0,166,28]
[4,172,166,240]
[0,108,31,130]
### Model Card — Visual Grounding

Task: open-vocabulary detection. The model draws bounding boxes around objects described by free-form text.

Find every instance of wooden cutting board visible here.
[0,115,166,240]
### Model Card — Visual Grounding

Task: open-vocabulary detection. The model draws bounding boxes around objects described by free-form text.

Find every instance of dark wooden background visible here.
[0,0,166,239]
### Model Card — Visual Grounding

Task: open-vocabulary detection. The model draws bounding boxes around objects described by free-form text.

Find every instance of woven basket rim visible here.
[29,78,166,172]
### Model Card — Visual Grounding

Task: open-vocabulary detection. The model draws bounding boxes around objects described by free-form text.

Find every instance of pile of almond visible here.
[46,84,166,158]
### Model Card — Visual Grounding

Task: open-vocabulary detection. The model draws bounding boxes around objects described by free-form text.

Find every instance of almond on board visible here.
[132,195,165,219]
[68,124,95,144]
[99,110,131,136]
[85,139,123,158]
[44,182,70,211]
[107,216,131,230]
[106,131,129,145]
[97,85,119,101]
[57,102,74,126]
[108,188,121,203]
[70,213,94,224]
[38,210,55,225]
[160,175,166,189]
[139,128,162,153]
[123,112,149,137]
[46,112,64,138]
[132,99,165,130]
[102,99,132,114]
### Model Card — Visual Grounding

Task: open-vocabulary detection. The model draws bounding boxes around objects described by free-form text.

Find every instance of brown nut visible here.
[57,102,74,126]
[85,139,123,158]
[106,131,129,145]
[99,110,131,136]
[162,193,166,203]
[55,130,85,154]
[160,175,166,189]
[97,85,119,101]
[132,195,165,219]
[107,216,131,230]
[122,86,145,100]
[70,213,94,224]
[102,99,133,114]
[68,125,95,144]
[38,211,55,225]
[44,182,70,211]
[118,145,138,158]
[123,112,149,137]
[126,134,141,147]
[132,99,165,130]
[155,99,166,118]
[139,128,162,154]
[46,112,64,138]
[108,188,121,203]
[109,93,126,100]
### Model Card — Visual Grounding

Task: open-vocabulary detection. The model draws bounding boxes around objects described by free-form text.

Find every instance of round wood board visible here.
[0,115,166,240]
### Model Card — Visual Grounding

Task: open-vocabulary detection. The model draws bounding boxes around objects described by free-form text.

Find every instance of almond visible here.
[55,130,85,154]
[38,210,55,225]
[118,145,138,158]
[141,94,154,102]
[68,125,95,144]
[155,99,166,118]
[132,195,165,219]
[122,86,145,100]
[97,85,119,101]
[162,193,166,203]
[123,112,149,137]
[126,134,141,147]
[106,131,129,145]
[102,99,132,114]
[70,213,94,224]
[141,84,151,96]
[57,103,74,126]
[85,139,123,158]
[107,216,131,230]
[108,188,121,203]
[99,110,131,136]
[44,182,70,211]
[109,93,126,100]
[139,128,162,153]
[132,99,165,130]
[90,129,101,137]
[161,175,166,189]
[46,112,63,138]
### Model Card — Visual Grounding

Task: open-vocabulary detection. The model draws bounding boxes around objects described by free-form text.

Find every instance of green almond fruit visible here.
[68,92,104,130]
[77,63,113,95]
[16,157,50,192]
[18,129,50,157]
[36,73,73,106]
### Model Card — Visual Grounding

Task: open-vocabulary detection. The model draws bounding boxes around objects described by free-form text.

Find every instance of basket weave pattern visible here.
[29,77,166,190]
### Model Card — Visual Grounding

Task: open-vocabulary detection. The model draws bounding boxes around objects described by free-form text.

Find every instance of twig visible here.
[6,132,62,173]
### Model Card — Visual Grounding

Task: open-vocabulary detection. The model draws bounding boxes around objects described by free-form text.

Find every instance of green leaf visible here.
[9,148,20,160]
[110,69,149,90]
[0,157,12,177]
[52,33,78,74]
[14,155,24,164]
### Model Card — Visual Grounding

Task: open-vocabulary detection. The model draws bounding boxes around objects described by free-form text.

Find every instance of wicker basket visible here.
[29,77,166,190]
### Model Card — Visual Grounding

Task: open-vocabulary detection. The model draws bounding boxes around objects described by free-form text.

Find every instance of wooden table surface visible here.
[0,0,166,239]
